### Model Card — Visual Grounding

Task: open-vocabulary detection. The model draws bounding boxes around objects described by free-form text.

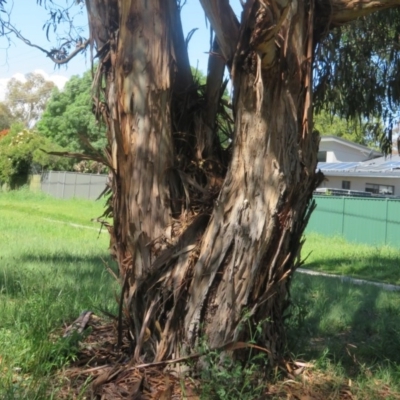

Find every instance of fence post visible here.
[385,198,389,245]
[62,171,67,199]
[73,172,77,198]
[45,171,49,194]
[56,172,61,197]
[88,174,92,200]
[341,196,345,235]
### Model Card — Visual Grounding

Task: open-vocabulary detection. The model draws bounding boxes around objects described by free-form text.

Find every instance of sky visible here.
[0,0,242,101]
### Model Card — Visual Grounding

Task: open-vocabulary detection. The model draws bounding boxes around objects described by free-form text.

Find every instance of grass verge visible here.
[0,187,109,228]
[302,233,400,285]
[1,190,399,399]
[0,189,118,399]
[286,272,400,397]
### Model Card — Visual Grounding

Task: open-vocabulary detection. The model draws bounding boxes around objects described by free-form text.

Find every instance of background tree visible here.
[0,102,14,130]
[2,0,400,372]
[314,110,384,147]
[37,69,107,152]
[0,123,71,187]
[5,72,55,128]
[314,9,400,154]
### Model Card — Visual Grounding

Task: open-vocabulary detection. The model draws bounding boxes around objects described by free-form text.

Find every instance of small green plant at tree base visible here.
[197,342,267,400]
[196,312,270,400]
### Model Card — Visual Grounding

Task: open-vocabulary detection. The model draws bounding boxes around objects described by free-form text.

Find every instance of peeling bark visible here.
[88,1,179,356]
[199,0,240,66]
[86,0,399,367]
[184,0,322,359]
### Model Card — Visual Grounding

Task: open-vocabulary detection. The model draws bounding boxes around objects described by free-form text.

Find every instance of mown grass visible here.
[0,189,118,399]
[1,189,400,399]
[302,232,400,285]
[0,188,108,228]
[288,233,400,397]
[286,272,400,397]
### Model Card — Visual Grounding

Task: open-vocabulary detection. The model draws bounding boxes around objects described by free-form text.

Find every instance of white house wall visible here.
[319,176,400,196]
[319,141,370,162]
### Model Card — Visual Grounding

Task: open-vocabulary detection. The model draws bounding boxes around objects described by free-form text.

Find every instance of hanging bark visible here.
[181,0,323,360]
[88,0,181,353]
[84,0,400,367]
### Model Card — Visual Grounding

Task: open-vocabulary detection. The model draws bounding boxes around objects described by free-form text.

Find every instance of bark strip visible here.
[85,0,400,367]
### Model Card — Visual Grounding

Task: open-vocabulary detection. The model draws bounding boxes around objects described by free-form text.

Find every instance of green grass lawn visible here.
[302,232,400,285]
[0,188,108,227]
[288,273,400,395]
[0,189,118,399]
[1,190,399,399]
[288,233,400,397]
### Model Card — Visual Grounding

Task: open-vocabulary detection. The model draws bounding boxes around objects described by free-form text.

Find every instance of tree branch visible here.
[2,21,89,65]
[329,0,400,26]
[198,0,240,68]
[203,38,226,155]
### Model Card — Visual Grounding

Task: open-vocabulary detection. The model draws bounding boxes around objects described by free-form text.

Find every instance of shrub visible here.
[0,125,72,187]
[0,128,9,139]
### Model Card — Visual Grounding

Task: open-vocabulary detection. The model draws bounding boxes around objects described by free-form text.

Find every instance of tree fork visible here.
[84,0,400,366]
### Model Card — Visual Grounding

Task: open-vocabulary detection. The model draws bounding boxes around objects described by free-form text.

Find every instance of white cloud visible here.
[33,69,69,90]
[0,70,69,102]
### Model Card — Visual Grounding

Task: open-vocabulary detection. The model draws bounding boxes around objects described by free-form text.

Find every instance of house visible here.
[317,136,400,197]
[318,135,382,162]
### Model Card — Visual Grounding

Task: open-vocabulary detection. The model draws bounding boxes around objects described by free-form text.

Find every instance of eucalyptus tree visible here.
[5,72,55,128]
[2,0,400,366]
[314,9,400,153]
[314,111,385,146]
[0,102,13,130]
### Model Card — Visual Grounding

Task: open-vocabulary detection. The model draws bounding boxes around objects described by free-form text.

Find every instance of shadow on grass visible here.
[0,252,119,299]
[287,272,400,376]
[0,251,120,354]
[304,253,400,285]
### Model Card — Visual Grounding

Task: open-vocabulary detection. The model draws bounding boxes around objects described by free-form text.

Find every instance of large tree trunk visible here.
[184,0,322,360]
[88,0,321,365]
[86,0,392,366]
[87,0,179,354]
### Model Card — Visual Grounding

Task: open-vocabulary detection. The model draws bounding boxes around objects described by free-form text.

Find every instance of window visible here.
[365,183,394,195]
[317,151,327,162]
[342,180,351,190]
